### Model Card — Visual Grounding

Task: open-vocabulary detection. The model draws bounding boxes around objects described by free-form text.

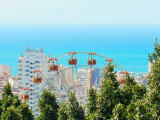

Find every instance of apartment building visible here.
[18,47,50,116]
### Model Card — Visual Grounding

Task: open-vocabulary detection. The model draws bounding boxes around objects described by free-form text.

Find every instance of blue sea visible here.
[0,24,159,76]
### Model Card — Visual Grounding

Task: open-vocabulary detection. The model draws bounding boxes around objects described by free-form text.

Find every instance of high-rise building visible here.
[18,47,50,116]
[77,68,102,88]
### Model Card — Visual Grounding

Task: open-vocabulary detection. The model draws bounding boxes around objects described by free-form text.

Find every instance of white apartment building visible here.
[18,47,51,117]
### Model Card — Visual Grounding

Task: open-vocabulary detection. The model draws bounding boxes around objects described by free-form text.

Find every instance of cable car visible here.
[119,78,125,84]
[20,94,30,101]
[68,59,77,65]
[119,71,126,84]
[49,58,59,71]
[32,76,42,84]
[20,87,30,101]
[68,52,77,65]
[32,70,42,84]
[87,59,96,65]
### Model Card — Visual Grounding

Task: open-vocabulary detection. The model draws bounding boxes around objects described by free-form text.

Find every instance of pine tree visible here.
[0,81,34,119]
[96,64,119,119]
[86,86,97,114]
[37,88,59,120]
[148,37,160,63]
[85,87,98,119]
[57,101,69,120]
[119,73,146,106]
[67,91,84,120]
[111,103,125,120]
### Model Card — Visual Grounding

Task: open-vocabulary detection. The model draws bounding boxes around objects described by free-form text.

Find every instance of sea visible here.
[0,24,159,76]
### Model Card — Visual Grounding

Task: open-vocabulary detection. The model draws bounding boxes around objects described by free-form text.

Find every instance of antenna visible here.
[49,52,51,58]
[21,52,23,57]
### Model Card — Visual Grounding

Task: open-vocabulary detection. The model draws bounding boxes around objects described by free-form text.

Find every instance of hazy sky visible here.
[0,0,160,25]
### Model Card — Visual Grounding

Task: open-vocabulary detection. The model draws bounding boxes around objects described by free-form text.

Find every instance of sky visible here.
[0,0,160,25]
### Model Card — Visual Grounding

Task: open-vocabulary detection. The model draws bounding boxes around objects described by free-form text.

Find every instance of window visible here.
[18,64,22,67]
[35,61,40,63]
[25,83,29,85]
[26,61,29,63]
[18,82,22,85]
[35,65,39,68]
[25,74,29,76]
[25,70,29,72]
[18,73,22,76]
[18,60,22,63]
[18,77,22,80]
[25,65,29,67]
[18,68,22,71]
[35,87,39,90]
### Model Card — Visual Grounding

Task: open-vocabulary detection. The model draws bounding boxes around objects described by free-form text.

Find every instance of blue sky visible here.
[0,0,160,25]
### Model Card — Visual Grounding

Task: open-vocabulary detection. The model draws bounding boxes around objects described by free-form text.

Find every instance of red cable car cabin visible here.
[87,59,96,65]
[49,65,59,71]
[20,87,30,101]
[119,78,125,84]
[20,94,30,101]
[32,76,42,84]
[48,58,59,71]
[68,59,77,65]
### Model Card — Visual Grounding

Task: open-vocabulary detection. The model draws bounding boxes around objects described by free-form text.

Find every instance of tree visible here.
[0,81,34,120]
[67,91,84,120]
[37,88,59,120]
[57,101,69,120]
[85,87,98,120]
[104,63,120,90]
[125,99,158,120]
[148,37,160,63]
[86,86,97,114]
[119,73,146,106]
[111,103,125,120]
[17,102,34,120]
[1,105,23,120]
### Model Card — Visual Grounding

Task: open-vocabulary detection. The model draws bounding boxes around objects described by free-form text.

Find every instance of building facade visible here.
[18,47,50,116]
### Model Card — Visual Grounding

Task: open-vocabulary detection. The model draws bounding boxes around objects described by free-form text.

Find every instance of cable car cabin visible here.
[68,59,77,65]
[20,94,30,101]
[49,65,58,71]
[119,78,125,84]
[32,77,42,84]
[87,59,96,65]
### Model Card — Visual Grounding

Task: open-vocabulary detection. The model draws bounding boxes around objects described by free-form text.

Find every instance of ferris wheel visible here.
[20,52,126,106]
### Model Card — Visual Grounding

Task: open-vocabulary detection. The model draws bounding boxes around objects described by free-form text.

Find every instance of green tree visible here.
[0,81,34,120]
[18,102,34,120]
[104,63,120,90]
[57,91,84,120]
[148,37,160,63]
[86,86,97,114]
[1,105,23,120]
[119,74,146,106]
[111,103,125,120]
[95,64,119,119]
[57,101,69,120]
[67,91,84,120]
[37,88,59,120]
[125,99,158,120]
[85,87,98,120]
[146,57,160,115]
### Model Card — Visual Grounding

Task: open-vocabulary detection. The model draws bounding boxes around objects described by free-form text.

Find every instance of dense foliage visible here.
[37,89,59,120]
[0,81,34,120]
